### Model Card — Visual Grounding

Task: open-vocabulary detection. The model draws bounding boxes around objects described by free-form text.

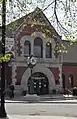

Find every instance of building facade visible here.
[0,7,77,95]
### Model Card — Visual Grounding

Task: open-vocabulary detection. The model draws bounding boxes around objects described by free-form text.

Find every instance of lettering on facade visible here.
[31,77,45,80]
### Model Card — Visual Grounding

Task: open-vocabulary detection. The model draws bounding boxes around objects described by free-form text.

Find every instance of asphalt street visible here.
[5,103,77,117]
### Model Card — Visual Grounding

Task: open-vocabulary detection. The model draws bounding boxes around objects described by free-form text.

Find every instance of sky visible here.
[0,0,77,39]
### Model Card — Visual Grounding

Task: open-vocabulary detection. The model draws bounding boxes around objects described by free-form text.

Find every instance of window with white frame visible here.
[24,41,31,56]
[34,37,43,58]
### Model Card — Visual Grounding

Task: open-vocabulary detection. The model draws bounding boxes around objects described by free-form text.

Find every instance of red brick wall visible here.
[15,66,27,85]
[16,66,60,85]
[17,24,51,41]
[62,65,77,87]
[16,25,42,56]
[16,24,52,56]
[49,67,59,81]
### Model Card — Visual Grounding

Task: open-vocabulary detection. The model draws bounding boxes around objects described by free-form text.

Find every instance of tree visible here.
[0,1,76,43]
[0,0,12,118]
[0,0,76,55]
[6,0,77,42]
[0,0,76,117]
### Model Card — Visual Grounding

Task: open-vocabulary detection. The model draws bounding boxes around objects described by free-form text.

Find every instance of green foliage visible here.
[0,0,76,56]
[65,35,77,43]
[0,40,12,63]
[0,0,7,3]
[0,54,12,63]
[54,42,67,57]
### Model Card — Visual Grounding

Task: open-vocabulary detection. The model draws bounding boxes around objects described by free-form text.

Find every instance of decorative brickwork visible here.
[12,62,17,86]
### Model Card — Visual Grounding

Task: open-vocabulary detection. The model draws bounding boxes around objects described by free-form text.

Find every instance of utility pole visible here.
[0,0,7,117]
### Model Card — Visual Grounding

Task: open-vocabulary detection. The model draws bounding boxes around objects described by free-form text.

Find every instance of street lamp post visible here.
[59,50,67,93]
[0,0,7,117]
[27,55,36,94]
[27,54,36,74]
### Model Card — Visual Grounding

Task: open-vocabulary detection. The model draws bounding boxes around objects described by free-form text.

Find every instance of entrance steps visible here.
[39,95,52,101]
[39,94,66,101]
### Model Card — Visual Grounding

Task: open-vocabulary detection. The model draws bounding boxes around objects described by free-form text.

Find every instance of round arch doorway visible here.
[27,72,49,95]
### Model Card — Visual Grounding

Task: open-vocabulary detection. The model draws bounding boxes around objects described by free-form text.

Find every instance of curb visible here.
[6,115,77,119]
[4,99,77,104]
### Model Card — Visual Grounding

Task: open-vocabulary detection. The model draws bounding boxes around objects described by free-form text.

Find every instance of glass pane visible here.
[34,37,43,58]
[24,45,30,56]
[46,46,51,58]
[46,42,52,58]
[34,46,41,57]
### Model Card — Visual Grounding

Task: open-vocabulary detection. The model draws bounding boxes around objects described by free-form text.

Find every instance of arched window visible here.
[34,37,43,58]
[24,41,31,56]
[46,42,52,58]
[68,74,73,88]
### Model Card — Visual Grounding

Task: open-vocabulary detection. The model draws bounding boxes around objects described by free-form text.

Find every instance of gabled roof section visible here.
[6,14,28,37]
[5,7,61,39]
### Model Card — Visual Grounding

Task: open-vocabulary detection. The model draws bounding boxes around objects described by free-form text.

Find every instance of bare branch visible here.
[43,1,55,11]
[54,0,70,34]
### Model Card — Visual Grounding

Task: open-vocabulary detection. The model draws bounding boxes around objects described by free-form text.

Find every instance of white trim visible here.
[12,62,17,86]
[20,35,33,56]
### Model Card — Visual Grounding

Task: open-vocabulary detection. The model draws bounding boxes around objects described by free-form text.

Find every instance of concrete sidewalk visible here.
[6,115,77,119]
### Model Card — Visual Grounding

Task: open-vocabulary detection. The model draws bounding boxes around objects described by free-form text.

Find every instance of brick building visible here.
[0,8,77,95]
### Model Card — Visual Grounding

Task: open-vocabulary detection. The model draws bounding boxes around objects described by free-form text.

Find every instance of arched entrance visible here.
[21,64,55,94]
[27,72,49,95]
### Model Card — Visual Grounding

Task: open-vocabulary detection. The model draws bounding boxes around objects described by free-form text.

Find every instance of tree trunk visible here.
[0,0,7,117]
